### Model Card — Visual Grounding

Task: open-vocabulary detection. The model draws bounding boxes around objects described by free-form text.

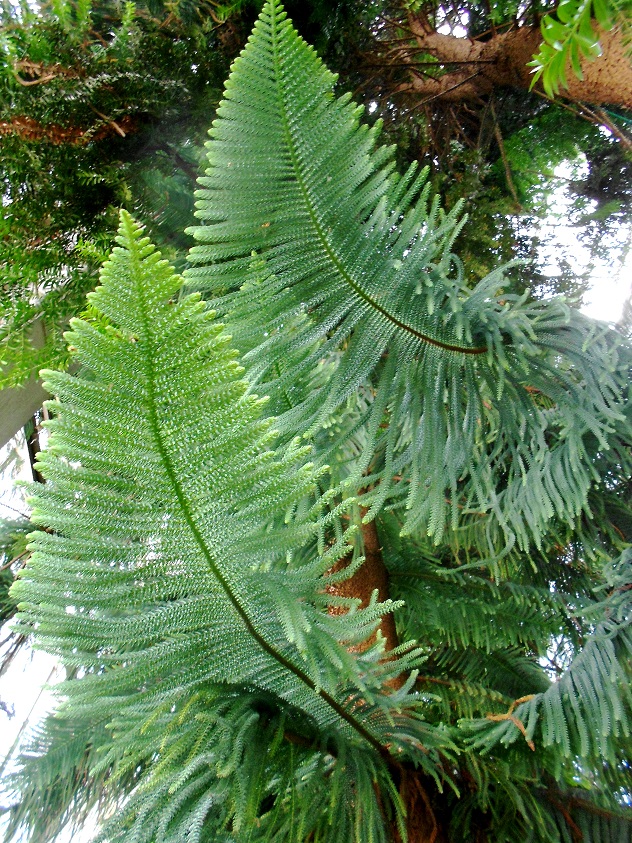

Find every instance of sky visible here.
[537,161,631,323]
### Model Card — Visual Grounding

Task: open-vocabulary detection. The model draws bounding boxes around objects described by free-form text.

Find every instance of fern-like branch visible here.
[7,212,453,843]
[461,549,632,763]
[186,0,629,551]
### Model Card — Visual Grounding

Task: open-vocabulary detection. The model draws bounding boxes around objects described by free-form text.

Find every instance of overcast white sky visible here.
[538,161,631,323]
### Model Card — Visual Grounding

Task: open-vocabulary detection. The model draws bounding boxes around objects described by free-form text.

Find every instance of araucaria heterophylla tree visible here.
[3,3,632,842]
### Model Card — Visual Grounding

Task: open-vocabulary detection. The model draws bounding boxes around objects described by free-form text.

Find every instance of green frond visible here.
[461,549,632,765]
[450,751,632,843]
[2,714,130,843]
[7,211,456,843]
[90,689,408,843]
[3,3,632,840]
[186,0,629,551]
[0,517,31,625]
[383,525,570,654]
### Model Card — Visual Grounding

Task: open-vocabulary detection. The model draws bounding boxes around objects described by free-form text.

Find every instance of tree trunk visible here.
[396,770,450,843]
[326,511,399,654]
[326,514,451,841]
[400,19,632,110]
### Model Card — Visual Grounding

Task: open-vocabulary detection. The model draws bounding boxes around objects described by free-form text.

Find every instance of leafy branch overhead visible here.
[187,1,629,551]
[529,0,630,96]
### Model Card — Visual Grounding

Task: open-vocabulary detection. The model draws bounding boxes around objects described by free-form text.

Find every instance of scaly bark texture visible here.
[400,19,632,110]
[326,513,399,655]
[396,770,449,843]
[325,514,449,842]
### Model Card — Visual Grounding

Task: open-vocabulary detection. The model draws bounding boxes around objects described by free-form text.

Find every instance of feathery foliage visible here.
[5,211,453,843]
[186,0,629,553]
[2,0,630,397]
[3,3,632,842]
[463,549,632,760]
[0,0,223,390]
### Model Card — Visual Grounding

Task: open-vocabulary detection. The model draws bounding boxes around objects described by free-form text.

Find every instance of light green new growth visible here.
[8,211,451,843]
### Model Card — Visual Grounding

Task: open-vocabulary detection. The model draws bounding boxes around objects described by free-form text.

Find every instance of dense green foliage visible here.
[0,0,225,385]
[6,212,443,843]
[1,0,631,391]
[2,4,631,841]
[186,13,628,554]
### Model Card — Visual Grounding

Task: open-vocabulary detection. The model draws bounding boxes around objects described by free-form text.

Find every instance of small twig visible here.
[0,550,29,572]
[0,502,30,519]
[545,796,585,842]
[532,90,632,150]
[580,104,632,150]
[90,28,110,47]
[486,694,536,750]
[87,104,127,137]
[15,73,57,86]
[416,674,454,687]
[365,59,494,69]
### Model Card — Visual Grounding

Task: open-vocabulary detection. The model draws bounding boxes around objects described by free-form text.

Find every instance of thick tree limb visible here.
[0,114,136,144]
[399,20,632,110]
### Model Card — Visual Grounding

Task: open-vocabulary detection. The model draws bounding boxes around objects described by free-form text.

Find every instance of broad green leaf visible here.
[530,0,614,94]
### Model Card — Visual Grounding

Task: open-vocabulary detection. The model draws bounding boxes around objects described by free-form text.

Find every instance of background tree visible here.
[2,4,632,840]
[0,0,226,393]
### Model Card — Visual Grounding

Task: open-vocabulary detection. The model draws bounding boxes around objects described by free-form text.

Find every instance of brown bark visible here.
[0,114,135,144]
[396,770,449,843]
[400,19,632,110]
[24,411,46,484]
[326,515,452,841]
[326,512,399,656]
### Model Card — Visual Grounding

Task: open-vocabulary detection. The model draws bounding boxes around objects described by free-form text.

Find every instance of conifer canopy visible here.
[3,3,631,842]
